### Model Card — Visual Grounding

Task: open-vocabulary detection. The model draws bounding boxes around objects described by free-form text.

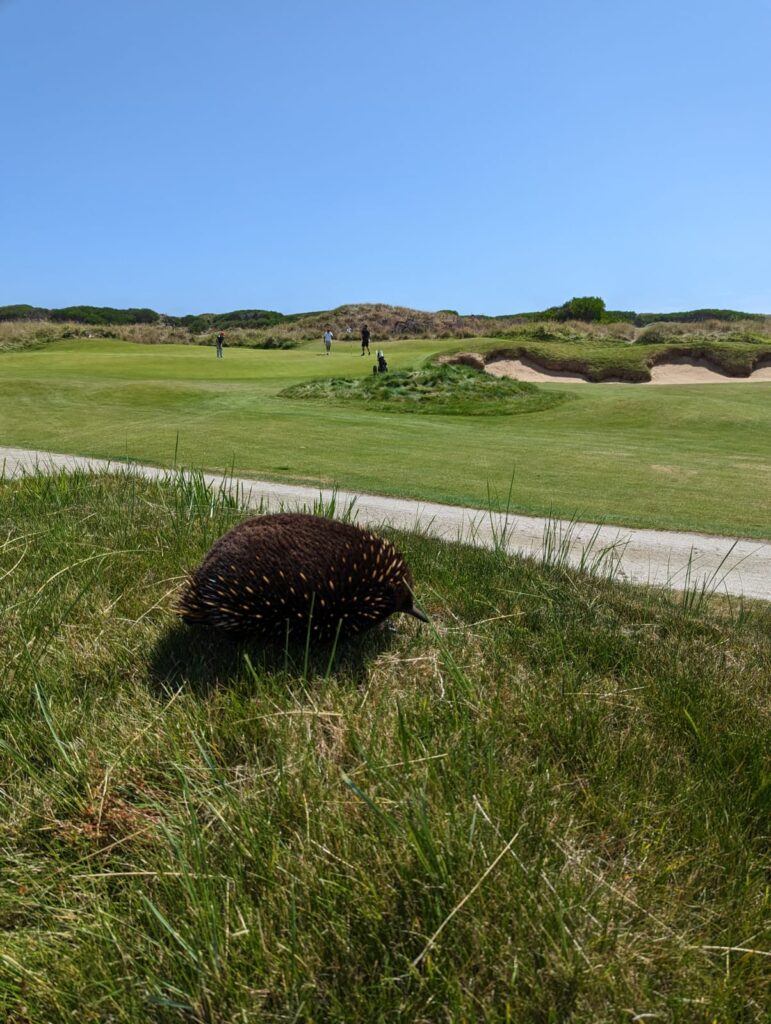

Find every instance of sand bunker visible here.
[483,355,771,385]
[485,358,591,384]
[645,357,771,384]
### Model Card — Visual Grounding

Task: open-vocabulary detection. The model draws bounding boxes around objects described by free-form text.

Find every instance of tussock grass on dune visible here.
[4,308,771,353]
[279,363,568,415]
[0,319,297,353]
[1,470,769,1022]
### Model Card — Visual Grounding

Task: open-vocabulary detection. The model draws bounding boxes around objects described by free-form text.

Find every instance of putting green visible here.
[1,338,769,537]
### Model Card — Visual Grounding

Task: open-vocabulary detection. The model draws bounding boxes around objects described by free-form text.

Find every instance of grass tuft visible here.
[0,469,769,1021]
[279,363,569,415]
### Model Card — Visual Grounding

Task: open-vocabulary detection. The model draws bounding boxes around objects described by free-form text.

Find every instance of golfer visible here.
[215,331,225,358]
[323,328,333,355]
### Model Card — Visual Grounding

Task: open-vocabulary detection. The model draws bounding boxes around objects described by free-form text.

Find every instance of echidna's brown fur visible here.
[177,513,428,640]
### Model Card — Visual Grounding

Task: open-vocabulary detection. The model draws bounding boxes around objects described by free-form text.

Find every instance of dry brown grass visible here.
[114,323,193,345]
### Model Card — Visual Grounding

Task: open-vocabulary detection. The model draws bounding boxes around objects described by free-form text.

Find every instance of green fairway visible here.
[1,337,770,537]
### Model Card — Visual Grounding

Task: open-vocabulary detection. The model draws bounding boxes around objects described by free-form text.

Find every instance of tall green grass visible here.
[0,469,769,1022]
[280,363,568,415]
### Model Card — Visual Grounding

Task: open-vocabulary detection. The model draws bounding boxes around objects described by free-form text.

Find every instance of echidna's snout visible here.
[404,605,430,623]
[392,581,430,623]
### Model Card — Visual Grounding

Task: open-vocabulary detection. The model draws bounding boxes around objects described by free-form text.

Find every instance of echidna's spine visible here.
[177,513,420,638]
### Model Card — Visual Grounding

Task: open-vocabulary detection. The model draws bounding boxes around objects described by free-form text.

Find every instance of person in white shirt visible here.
[323,329,333,355]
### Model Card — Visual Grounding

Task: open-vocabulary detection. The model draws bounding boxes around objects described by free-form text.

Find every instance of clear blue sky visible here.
[3,0,770,315]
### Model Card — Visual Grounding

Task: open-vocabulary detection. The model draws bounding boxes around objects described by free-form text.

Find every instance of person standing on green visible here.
[215,331,225,358]
[323,328,333,355]
[361,324,370,356]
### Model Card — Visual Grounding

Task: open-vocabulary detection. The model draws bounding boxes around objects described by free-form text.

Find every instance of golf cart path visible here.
[2,446,770,602]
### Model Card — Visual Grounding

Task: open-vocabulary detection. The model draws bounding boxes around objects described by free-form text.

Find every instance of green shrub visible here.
[635,308,763,326]
[0,303,49,321]
[601,308,637,323]
[173,309,286,334]
[49,306,160,325]
[553,296,606,322]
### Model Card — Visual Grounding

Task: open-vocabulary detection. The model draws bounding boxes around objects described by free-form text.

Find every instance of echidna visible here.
[177,513,428,640]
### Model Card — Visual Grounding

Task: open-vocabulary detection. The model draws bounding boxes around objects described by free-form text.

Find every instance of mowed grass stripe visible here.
[1,338,770,537]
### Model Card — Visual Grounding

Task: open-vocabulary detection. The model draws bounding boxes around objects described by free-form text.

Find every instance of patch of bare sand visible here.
[485,358,591,384]
[484,355,771,385]
[646,357,771,384]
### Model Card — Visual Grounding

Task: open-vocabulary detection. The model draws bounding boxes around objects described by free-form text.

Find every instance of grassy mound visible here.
[280,363,568,415]
[0,469,769,1021]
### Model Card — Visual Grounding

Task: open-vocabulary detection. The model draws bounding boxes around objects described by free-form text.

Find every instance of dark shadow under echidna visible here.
[177,513,429,641]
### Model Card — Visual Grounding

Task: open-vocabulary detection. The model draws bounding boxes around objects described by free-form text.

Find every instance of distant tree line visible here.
[516,297,763,326]
[0,304,291,333]
[0,304,160,325]
[632,308,763,325]
[171,309,286,334]
[0,300,763,331]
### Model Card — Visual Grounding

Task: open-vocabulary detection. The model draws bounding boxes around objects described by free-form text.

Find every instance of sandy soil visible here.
[2,446,770,603]
[484,355,771,385]
[646,356,771,384]
[485,358,591,383]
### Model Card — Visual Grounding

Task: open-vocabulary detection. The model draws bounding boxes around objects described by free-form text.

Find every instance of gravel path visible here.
[2,445,770,602]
